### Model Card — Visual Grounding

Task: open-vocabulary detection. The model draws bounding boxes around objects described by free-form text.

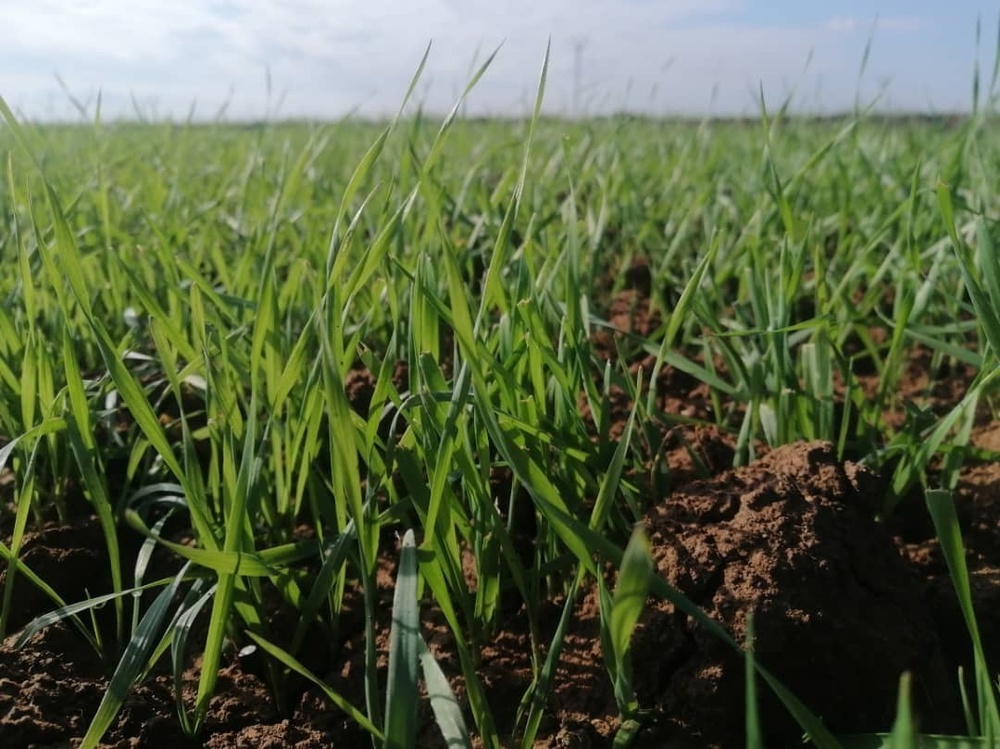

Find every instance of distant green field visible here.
[2,83,1000,749]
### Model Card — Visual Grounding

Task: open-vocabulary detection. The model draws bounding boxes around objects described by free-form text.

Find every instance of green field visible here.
[2,70,1000,749]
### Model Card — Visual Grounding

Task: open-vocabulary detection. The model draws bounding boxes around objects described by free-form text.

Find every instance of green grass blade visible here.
[290,516,359,654]
[1,420,67,639]
[926,489,1000,738]
[590,378,640,532]
[609,525,653,666]
[888,672,918,749]
[519,571,583,748]
[245,630,384,739]
[13,577,181,649]
[61,327,124,641]
[420,638,473,749]
[385,528,420,749]
[78,564,191,749]
[840,736,995,748]
[169,580,216,735]
[745,614,764,749]
[125,510,316,576]
[937,181,1000,357]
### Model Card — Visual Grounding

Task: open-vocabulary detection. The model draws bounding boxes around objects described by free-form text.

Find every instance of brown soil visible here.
[631,441,961,747]
[3,267,1000,748]
[5,432,997,748]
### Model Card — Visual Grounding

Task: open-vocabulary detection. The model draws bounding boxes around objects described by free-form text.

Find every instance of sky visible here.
[1,1,998,121]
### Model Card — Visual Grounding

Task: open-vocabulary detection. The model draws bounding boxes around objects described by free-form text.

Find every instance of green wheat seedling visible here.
[2,23,1000,749]
[596,524,653,749]
[386,529,472,749]
[241,529,474,749]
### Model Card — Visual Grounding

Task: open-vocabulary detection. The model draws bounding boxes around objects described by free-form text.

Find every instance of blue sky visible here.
[1,1,997,121]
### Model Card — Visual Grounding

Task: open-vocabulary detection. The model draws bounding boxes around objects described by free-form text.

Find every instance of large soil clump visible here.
[632,440,959,747]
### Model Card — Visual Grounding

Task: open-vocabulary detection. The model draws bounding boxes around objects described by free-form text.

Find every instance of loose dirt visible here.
[2,275,999,748]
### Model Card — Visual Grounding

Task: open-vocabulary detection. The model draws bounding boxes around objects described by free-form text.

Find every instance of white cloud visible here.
[821,15,930,33]
[0,1,975,120]
[6,1,217,62]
